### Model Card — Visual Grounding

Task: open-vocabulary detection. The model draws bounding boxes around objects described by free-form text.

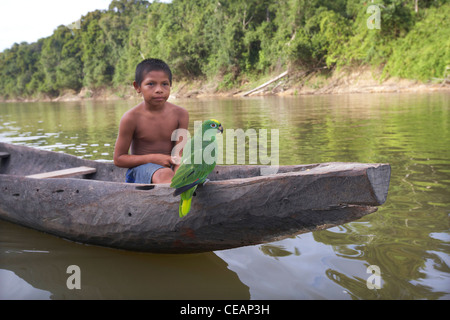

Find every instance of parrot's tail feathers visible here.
[179,198,192,217]
[173,179,201,197]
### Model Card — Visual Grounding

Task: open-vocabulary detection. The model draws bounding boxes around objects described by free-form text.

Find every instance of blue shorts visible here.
[125,163,165,184]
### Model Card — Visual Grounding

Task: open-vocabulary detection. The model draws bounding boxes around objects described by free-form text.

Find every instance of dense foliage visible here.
[0,0,448,99]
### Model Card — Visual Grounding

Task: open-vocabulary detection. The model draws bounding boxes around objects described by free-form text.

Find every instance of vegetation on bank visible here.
[0,0,448,100]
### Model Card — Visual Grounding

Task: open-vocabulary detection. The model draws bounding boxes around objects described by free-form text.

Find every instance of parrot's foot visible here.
[203,178,210,185]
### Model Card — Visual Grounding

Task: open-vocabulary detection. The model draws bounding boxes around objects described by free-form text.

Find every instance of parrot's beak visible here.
[218,124,223,134]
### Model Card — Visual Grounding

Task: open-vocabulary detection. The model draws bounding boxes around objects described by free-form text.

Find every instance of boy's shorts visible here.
[125,163,165,184]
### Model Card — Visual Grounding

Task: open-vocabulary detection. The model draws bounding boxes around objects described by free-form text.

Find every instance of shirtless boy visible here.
[113,59,189,184]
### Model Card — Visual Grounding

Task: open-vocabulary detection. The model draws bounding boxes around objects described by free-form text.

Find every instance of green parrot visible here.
[170,119,223,217]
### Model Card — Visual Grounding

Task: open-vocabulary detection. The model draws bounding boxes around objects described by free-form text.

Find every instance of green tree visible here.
[1,0,449,100]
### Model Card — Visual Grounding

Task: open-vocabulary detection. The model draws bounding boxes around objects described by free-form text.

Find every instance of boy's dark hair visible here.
[135,58,172,86]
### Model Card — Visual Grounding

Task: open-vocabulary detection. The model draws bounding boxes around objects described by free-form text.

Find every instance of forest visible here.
[0,0,448,100]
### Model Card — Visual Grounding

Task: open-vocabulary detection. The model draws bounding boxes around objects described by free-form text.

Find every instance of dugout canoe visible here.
[0,142,391,254]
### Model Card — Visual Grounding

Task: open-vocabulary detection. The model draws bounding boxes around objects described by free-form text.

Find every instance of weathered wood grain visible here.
[0,142,391,253]
[26,166,97,179]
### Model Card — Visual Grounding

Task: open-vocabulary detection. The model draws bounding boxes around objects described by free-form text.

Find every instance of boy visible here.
[113,58,189,184]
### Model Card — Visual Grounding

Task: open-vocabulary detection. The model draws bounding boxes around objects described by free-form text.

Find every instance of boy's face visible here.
[134,70,171,107]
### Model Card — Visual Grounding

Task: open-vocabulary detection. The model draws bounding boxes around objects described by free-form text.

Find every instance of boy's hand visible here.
[152,154,177,168]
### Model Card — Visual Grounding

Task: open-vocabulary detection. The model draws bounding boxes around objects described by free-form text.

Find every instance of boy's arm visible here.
[113,113,173,168]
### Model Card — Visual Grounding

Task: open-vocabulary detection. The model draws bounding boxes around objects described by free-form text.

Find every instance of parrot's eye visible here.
[210,123,217,128]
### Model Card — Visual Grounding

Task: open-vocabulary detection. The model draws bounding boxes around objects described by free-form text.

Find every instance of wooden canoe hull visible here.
[0,142,390,253]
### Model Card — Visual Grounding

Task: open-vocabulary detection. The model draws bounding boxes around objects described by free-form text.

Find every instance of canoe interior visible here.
[0,142,322,182]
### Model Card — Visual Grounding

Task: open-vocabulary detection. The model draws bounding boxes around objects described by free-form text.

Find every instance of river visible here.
[0,92,449,299]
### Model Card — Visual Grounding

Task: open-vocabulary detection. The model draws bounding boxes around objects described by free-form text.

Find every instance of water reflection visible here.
[314,224,450,299]
[259,244,299,258]
[0,92,449,299]
[0,220,249,300]
[0,100,122,161]
[216,234,350,299]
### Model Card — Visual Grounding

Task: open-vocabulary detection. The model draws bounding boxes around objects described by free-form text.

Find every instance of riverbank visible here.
[2,66,448,103]
[176,66,450,98]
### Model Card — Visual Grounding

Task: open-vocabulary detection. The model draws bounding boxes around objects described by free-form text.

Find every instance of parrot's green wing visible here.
[170,140,218,217]
[170,143,216,193]
[170,119,222,217]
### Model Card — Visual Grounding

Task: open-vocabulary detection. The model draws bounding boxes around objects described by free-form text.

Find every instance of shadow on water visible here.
[0,220,249,300]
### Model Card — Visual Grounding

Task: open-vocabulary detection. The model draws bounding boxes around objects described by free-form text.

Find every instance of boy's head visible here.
[135,58,172,87]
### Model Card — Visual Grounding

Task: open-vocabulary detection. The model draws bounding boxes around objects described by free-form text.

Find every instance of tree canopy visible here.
[0,0,448,99]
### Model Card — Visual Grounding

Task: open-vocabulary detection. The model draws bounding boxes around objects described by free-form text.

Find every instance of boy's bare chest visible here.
[133,114,178,142]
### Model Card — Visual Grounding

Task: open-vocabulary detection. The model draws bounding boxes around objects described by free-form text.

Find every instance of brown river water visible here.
[0,92,449,299]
